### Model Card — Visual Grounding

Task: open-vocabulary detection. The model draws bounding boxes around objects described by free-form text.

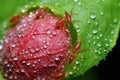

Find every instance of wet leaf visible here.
[0,0,120,79]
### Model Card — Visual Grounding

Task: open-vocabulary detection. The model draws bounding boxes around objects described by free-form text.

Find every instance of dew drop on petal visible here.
[13,57,18,61]
[0,44,2,50]
[26,62,31,66]
[46,30,51,35]
[21,69,25,72]
[9,76,13,79]
[52,31,57,36]
[55,57,59,61]
[11,43,16,48]
[30,48,35,53]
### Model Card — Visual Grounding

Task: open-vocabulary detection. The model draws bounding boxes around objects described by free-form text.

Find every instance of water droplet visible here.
[55,57,59,61]
[21,9,26,13]
[52,31,57,36]
[109,39,113,42]
[87,19,91,24]
[96,36,100,39]
[46,30,51,35]
[32,36,35,39]
[42,40,46,44]
[118,2,120,6]
[98,52,101,55]
[32,64,35,67]
[69,72,73,75]
[94,49,98,53]
[93,29,98,34]
[103,49,107,52]
[43,64,47,68]
[94,56,98,60]
[88,40,91,43]
[73,67,76,70]
[96,0,100,3]
[95,21,98,25]
[25,51,28,54]
[46,42,50,46]
[97,43,102,47]
[113,18,118,23]
[46,50,51,54]
[111,31,114,34]
[14,75,18,79]
[77,29,80,32]
[93,41,96,44]
[105,43,109,47]
[4,73,8,77]
[38,59,40,62]
[18,34,22,38]
[100,11,104,16]
[55,2,59,6]
[13,57,18,61]
[81,56,84,61]
[0,44,2,50]
[26,62,31,66]
[4,61,8,64]
[43,45,47,49]
[35,47,40,51]
[7,64,10,67]
[30,48,35,53]
[9,76,13,79]
[88,34,92,37]
[90,13,96,19]
[58,43,61,46]
[4,38,9,43]
[78,2,81,5]
[102,0,105,2]
[21,69,25,72]
[34,55,37,59]
[75,61,79,65]
[104,38,107,41]
[11,43,16,48]
[74,0,78,3]
[22,61,26,64]
[99,34,103,37]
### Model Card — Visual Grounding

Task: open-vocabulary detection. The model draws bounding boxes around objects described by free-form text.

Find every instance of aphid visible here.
[55,11,72,29]
[69,42,81,64]
[9,15,19,23]
[52,72,65,79]
[56,11,81,64]
[72,42,81,53]
[69,54,75,64]
[34,8,47,19]
[65,11,72,24]
[55,18,65,29]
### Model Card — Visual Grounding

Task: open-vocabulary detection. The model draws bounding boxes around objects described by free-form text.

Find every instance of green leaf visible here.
[0,0,120,80]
